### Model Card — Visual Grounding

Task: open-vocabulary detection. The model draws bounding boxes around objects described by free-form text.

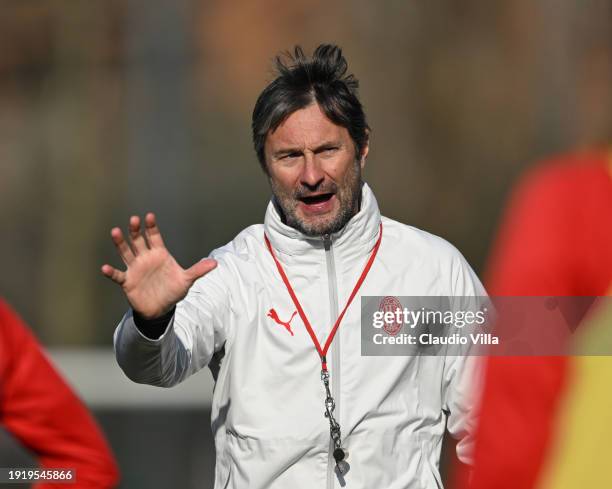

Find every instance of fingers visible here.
[128,215,148,254]
[111,227,135,265]
[101,264,126,285]
[144,212,166,249]
[107,212,160,268]
[186,259,218,283]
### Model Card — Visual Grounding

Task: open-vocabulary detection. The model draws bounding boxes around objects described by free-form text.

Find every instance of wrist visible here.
[132,306,176,339]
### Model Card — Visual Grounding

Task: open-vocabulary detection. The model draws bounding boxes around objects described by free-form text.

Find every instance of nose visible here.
[300,153,325,190]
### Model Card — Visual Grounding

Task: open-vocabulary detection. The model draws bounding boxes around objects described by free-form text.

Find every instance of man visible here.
[0,299,119,488]
[104,44,484,488]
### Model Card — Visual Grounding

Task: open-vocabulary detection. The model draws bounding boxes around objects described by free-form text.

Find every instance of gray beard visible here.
[272,180,363,238]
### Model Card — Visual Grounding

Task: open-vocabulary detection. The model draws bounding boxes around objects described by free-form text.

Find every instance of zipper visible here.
[323,233,340,489]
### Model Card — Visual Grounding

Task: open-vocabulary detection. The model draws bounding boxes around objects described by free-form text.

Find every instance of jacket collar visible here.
[263,182,382,258]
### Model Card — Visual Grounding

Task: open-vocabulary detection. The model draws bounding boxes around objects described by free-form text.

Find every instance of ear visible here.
[359,130,370,169]
[262,158,271,176]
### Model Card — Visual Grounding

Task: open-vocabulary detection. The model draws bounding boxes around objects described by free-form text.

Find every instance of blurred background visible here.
[0,1,611,488]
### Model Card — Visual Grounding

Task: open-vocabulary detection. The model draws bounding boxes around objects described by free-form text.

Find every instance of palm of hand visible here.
[101,213,217,319]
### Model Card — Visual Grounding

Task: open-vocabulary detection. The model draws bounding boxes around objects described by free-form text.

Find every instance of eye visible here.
[319,146,339,156]
[283,152,302,160]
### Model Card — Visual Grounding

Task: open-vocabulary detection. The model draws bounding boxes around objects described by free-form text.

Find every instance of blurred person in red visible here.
[453,150,612,489]
[0,298,120,488]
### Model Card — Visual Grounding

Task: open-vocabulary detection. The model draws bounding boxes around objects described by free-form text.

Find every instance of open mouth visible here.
[299,193,334,205]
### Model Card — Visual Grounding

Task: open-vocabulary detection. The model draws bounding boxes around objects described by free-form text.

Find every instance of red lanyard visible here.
[264,223,383,371]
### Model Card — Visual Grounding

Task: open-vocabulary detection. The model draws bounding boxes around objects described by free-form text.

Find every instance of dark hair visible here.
[252,44,370,171]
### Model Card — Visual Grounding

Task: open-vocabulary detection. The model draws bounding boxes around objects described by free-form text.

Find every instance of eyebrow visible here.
[272,141,342,159]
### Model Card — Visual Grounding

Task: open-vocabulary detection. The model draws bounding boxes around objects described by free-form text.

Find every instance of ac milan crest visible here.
[379,296,403,336]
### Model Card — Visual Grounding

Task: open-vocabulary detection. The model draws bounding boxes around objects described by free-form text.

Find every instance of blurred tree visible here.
[0,0,610,345]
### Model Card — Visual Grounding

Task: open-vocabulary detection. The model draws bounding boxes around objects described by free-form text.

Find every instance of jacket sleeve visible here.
[114,253,233,387]
[0,299,120,489]
[442,252,487,465]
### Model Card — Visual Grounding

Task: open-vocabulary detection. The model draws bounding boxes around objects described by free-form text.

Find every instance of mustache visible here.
[293,183,338,199]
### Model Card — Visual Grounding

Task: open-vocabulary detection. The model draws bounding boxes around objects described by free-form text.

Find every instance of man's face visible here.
[264,103,368,237]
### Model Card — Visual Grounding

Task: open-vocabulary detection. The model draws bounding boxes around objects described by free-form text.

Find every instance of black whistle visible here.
[333,447,346,462]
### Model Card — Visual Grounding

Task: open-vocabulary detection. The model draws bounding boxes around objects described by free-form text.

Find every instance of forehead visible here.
[265,103,350,151]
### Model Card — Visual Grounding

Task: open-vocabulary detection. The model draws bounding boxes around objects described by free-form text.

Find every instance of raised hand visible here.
[101,213,217,319]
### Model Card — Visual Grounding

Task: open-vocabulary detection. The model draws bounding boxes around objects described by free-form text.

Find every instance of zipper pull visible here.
[323,233,332,251]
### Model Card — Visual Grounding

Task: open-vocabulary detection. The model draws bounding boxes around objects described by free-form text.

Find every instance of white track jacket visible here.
[114,183,485,489]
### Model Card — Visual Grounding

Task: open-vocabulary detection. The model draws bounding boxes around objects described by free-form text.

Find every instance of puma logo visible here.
[267,308,297,336]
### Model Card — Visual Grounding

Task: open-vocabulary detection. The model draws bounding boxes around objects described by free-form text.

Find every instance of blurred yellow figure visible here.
[538,294,612,489]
